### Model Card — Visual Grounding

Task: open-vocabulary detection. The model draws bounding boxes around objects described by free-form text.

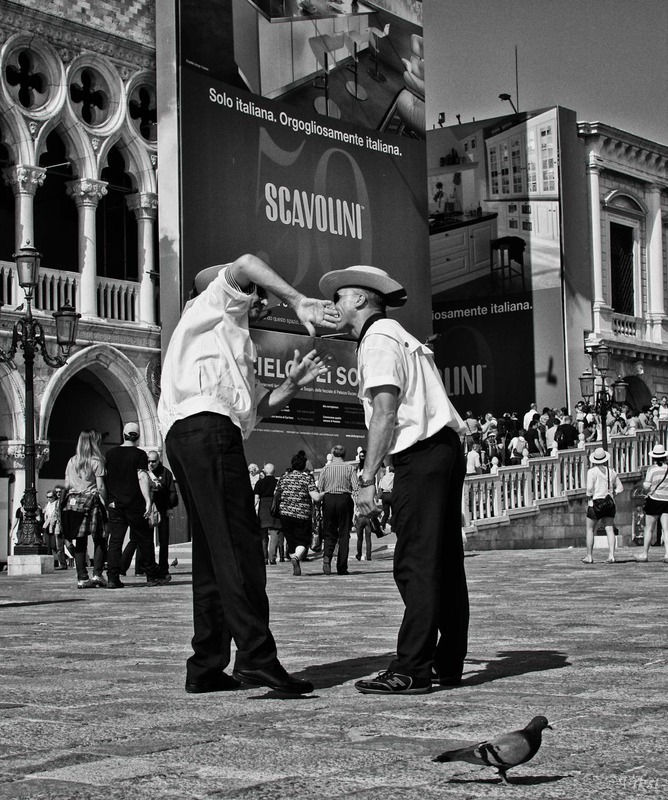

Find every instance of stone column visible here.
[646,184,665,344]
[2,165,47,306]
[586,154,610,335]
[126,192,158,326]
[65,179,108,319]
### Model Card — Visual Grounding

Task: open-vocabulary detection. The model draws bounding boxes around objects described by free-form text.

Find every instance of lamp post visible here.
[0,246,80,555]
[578,344,629,452]
[498,92,518,113]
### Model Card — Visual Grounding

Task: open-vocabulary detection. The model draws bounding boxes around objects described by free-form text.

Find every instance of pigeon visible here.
[433,715,552,784]
[170,558,178,567]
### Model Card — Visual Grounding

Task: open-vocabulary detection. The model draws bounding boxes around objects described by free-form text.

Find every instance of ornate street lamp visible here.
[579,344,628,452]
[0,246,80,555]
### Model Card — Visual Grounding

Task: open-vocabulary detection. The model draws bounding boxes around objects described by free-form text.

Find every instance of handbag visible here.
[592,468,616,517]
[592,495,616,517]
[270,486,282,518]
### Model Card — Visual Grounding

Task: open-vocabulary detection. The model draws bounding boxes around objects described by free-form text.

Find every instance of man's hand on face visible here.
[287,348,334,387]
[295,297,339,336]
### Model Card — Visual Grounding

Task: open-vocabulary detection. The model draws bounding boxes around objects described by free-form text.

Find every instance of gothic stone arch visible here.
[38,343,160,449]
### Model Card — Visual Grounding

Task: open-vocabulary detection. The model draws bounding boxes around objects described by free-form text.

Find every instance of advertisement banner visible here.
[164,0,429,465]
[426,107,568,417]
[180,69,429,335]
[245,329,367,469]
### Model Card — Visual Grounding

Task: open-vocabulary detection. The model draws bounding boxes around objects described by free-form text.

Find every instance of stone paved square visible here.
[0,539,666,799]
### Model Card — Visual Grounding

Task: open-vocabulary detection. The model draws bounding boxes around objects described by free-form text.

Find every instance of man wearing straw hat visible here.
[159,253,337,695]
[319,265,468,694]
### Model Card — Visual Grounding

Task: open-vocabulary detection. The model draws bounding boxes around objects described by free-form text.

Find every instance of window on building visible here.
[609,221,635,317]
[97,146,138,281]
[36,131,78,273]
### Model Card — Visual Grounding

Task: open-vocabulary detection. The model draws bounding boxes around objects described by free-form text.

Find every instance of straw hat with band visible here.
[650,444,667,460]
[318,265,407,308]
[589,447,610,465]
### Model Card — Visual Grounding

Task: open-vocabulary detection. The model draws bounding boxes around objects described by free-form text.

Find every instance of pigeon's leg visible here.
[497,768,509,785]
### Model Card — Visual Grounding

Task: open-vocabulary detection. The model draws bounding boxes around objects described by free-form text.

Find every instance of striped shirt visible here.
[644,464,668,501]
[318,461,358,495]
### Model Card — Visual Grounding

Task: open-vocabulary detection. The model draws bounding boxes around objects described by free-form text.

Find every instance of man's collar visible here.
[356,313,386,349]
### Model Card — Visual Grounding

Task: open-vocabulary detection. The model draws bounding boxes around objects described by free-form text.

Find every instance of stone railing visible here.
[463,427,663,529]
[611,312,640,338]
[0,260,139,323]
[96,276,139,323]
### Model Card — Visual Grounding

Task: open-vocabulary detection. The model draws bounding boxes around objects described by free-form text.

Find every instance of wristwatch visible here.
[358,476,376,488]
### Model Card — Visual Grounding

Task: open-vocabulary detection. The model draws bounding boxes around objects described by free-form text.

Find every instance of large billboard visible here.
[426,107,579,417]
[158,0,428,466]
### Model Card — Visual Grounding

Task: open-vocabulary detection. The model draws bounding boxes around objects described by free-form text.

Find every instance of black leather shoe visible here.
[147,577,172,587]
[185,673,241,694]
[232,663,314,694]
[432,666,463,687]
[107,579,125,589]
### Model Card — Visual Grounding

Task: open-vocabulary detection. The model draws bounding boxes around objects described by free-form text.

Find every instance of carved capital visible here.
[126,192,158,220]
[0,440,51,470]
[66,178,108,207]
[2,165,47,196]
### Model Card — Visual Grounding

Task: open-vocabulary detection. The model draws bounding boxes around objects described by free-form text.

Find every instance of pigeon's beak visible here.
[546,724,554,730]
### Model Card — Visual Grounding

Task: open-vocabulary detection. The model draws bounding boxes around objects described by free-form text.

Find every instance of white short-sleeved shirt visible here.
[158,266,269,439]
[586,466,623,499]
[357,318,465,455]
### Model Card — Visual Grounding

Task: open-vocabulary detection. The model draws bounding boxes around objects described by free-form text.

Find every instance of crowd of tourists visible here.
[12,425,178,590]
[462,396,668,476]
[251,446,391,578]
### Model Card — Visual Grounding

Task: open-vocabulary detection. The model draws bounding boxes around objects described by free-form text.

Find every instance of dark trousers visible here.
[166,413,277,683]
[322,493,353,573]
[389,425,468,680]
[107,507,159,583]
[355,518,372,561]
[73,530,108,580]
[380,492,393,529]
[122,515,170,577]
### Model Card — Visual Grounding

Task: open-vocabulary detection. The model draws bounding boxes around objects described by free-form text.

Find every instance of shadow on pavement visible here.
[449,774,566,786]
[0,598,86,609]
[461,649,570,686]
[301,652,396,689]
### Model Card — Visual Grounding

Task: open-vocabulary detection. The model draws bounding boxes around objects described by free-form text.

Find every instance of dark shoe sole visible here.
[323,561,331,575]
[291,557,301,576]
[355,682,431,695]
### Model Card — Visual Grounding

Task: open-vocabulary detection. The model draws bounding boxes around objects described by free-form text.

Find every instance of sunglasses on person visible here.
[333,290,360,304]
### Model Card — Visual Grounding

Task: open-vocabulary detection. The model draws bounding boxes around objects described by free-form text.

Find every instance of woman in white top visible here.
[583,448,623,564]
[637,444,668,563]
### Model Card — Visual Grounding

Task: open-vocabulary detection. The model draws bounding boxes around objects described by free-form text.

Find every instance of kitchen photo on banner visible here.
[427,106,578,417]
[164,0,430,465]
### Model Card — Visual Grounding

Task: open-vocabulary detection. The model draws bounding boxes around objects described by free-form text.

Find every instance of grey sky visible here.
[424,0,667,144]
